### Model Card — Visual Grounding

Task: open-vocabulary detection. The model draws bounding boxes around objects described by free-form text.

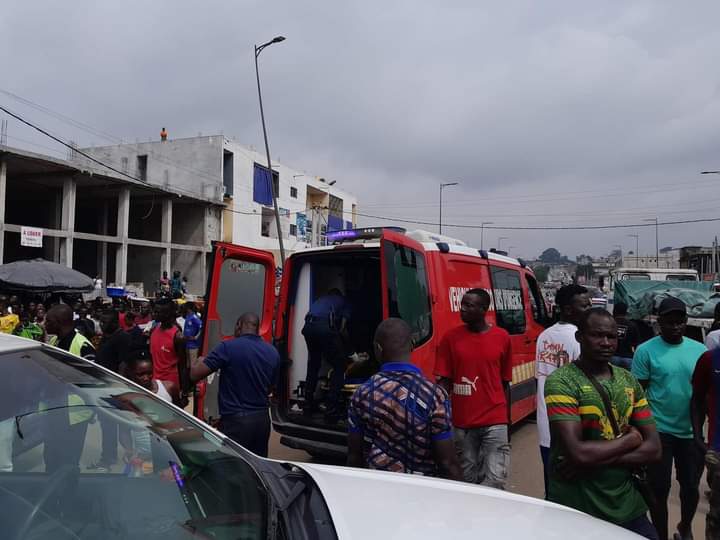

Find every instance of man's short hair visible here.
[556,284,588,308]
[374,318,413,353]
[614,302,628,316]
[465,288,491,307]
[577,307,615,333]
[184,302,196,313]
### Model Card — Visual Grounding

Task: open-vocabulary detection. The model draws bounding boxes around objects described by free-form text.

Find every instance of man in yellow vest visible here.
[44,304,96,472]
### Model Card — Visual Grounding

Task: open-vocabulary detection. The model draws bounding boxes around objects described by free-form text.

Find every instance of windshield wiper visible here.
[14,405,117,439]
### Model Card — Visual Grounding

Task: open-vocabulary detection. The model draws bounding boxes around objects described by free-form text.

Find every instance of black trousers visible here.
[302,321,345,410]
[648,432,703,540]
[220,410,271,458]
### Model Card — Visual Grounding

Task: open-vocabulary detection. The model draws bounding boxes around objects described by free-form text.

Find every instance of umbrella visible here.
[0,258,94,293]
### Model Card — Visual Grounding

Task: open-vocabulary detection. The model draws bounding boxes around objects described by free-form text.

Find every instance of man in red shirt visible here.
[149,298,189,406]
[435,288,512,489]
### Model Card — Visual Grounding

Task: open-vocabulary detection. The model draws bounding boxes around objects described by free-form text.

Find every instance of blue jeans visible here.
[619,515,658,540]
[453,425,510,489]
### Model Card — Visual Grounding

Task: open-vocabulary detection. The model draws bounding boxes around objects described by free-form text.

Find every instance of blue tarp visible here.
[252,164,273,205]
[345,220,353,230]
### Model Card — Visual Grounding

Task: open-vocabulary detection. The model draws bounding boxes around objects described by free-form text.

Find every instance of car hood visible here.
[295,463,641,540]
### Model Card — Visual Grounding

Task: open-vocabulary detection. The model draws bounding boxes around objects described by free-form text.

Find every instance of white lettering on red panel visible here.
[448,287,497,312]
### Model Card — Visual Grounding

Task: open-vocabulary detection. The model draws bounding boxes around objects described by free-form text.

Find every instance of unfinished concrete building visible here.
[0,145,222,296]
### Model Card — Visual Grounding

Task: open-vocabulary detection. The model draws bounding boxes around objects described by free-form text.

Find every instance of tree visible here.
[539,248,562,264]
[533,265,550,283]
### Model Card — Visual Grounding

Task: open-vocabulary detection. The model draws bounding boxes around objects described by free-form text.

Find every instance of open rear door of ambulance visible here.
[379,229,437,377]
[199,241,277,422]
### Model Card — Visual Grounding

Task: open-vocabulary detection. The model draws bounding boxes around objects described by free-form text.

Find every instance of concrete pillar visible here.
[98,201,108,285]
[200,207,209,288]
[160,198,172,276]
[0,160,6,265]
[115,187,130,285]
[59,177,76,267]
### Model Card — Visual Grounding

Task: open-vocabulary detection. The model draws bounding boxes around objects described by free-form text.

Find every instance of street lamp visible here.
[439,182,459,234]
[498,236,509,250]
[480,222,494,251]
[643,218,659,268]
[627,234,639,265]
[255,35,286,267]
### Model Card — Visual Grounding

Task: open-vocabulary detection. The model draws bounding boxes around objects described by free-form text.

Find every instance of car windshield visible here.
[0,344,269,540]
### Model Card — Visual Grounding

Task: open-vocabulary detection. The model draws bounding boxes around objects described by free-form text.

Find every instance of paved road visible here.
[268,420,708,538]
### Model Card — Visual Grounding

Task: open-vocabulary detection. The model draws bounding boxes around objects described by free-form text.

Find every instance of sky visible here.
[3,1,720,260]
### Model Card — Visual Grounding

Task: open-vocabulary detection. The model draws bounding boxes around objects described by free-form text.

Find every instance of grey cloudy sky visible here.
[3,1,720,259]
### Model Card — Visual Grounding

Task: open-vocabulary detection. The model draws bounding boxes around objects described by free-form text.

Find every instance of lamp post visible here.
[439,182,459,234]
[480,221,494,251]
[498,236,509,251]
[627,234,639,265]
[643,218,659,268]
[255,35,286,267]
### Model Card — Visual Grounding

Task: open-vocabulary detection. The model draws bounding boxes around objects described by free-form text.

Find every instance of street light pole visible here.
[644,218,659,268]
[255,36,286,267]
[481,221,494,251]
[498,236,509,251]
[627,234,639,264]
[439,182,459,234]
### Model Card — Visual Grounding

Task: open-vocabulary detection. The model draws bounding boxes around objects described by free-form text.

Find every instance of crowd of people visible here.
[1,280,718,539]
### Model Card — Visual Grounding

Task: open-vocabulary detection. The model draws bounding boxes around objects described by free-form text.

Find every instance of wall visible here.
[80,136,225,202]
[224,140,358,255]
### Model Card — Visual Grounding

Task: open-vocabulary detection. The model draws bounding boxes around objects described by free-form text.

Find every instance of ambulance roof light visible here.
[326,226,406,244]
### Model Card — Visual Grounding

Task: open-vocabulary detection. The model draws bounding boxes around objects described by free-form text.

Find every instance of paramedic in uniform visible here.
[302,288,351,422]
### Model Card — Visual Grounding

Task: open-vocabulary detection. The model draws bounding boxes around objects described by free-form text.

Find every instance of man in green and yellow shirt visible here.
[545,308,661,539]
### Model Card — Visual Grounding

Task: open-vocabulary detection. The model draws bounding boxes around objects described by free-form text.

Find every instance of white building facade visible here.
[81,135,358,266]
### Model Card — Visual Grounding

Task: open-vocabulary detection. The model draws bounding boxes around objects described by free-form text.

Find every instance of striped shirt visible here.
[348,362,452,476]
[544,362,654,524]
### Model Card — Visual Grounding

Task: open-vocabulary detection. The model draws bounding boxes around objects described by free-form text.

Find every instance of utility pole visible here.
[643,218,659,268]
[481,222,493,251]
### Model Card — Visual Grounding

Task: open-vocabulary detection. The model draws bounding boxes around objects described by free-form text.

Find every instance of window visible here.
[223,150,234,197]
[666,274,696,281]
[121,156,129,173]
[252,163,279,205]
[136,155,148,181]
[525,273,546,323]
[2,347,269,539]
[622,273,650,280]
[328,195,343,219]
[290,186,298,198]
[491,266,526,334]
[217,259,267,335]
[289,223,297,236]
[384,242,433,346]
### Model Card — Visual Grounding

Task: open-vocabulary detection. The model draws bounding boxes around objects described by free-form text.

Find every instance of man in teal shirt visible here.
[632,297,706,540]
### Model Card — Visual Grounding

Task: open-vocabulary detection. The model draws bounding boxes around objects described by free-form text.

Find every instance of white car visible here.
[0,333,640,539]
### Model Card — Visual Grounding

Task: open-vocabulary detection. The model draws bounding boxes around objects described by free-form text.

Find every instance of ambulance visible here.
[201,227,549,457]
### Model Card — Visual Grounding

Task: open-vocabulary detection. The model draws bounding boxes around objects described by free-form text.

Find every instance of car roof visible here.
[0,333,43,353]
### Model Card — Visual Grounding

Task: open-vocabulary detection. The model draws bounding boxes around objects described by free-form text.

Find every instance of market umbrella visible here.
[0,258,94,293]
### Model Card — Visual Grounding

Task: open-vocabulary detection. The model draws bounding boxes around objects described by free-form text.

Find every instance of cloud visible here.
[3,1,720,259]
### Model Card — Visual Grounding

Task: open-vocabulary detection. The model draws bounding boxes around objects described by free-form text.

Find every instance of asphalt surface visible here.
[268,420,708,539]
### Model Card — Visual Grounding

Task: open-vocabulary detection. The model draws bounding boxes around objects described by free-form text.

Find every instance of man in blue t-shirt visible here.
[182,302,203,365]
[632,297,707,540]
[190,312,280,457]
[302,288,351,422]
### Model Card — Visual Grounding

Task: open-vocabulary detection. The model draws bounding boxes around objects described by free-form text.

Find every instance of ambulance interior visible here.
[285,249,383,424]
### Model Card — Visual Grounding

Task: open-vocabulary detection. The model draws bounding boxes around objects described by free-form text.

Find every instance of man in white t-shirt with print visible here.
[535,284,590,496]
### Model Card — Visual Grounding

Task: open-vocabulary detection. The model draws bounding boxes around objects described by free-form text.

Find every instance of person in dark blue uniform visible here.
[302,288,351,422]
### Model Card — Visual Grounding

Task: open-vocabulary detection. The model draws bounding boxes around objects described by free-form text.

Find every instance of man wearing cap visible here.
[632,297,707,540]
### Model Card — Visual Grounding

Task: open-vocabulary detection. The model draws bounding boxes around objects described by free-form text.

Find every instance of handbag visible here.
[574,362,658,515]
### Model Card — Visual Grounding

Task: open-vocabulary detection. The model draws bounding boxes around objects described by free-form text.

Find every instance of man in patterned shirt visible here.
[347,318,462,480]
[545,308,661,539]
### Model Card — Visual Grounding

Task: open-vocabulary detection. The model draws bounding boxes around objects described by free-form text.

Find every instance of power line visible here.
[349,209,720,231]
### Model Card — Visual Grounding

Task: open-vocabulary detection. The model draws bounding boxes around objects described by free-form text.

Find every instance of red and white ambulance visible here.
[201,227,549,457]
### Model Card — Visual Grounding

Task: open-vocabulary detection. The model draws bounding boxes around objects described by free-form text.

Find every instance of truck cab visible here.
[201,227,548,457]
